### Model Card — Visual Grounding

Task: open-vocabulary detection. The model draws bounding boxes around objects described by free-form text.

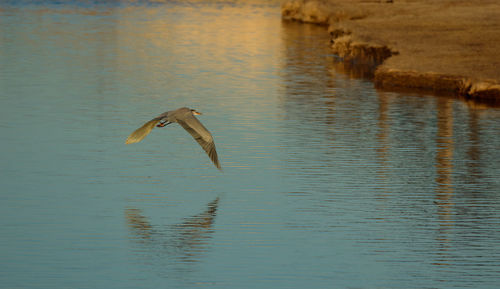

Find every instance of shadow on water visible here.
[331,58,378,80]
[125,197,220,274]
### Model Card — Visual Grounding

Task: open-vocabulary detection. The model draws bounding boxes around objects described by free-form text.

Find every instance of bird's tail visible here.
[125,118,160,144]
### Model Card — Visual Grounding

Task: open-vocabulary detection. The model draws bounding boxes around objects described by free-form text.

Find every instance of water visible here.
[1,1,500,288]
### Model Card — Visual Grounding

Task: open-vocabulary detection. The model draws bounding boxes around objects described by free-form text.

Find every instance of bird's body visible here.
[126,107,221,170]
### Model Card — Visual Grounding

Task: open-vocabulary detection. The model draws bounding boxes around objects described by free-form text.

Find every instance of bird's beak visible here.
[193,111,202,115]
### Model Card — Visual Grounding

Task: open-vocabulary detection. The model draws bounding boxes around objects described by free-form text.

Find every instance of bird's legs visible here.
[156,120,172,128]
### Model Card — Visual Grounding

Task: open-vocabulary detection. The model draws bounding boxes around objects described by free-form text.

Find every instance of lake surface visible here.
[1,1,500,288]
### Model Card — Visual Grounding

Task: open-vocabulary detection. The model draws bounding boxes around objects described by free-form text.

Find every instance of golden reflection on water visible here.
[434,97,455,267]
[375,91,391,199]
[3,2,281,101]
[280,21,338,119]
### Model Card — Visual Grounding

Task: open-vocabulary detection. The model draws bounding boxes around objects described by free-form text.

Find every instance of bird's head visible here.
[191,109,202,115]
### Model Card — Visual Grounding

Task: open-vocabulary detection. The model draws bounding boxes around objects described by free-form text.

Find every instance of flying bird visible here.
[125,107,221,170]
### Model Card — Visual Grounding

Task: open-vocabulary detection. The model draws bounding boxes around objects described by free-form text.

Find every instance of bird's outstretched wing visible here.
[177,114,221,170]
[125,117,161,144]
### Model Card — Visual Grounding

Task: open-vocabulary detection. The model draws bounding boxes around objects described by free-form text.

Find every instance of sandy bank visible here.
[281,0,500,103]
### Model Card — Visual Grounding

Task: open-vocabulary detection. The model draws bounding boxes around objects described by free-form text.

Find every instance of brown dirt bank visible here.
[281,0,500,103]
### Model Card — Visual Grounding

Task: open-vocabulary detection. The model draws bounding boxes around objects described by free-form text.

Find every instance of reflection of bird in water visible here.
[125,107,221,170]
[125,197,220,263]
[125,208,153,241]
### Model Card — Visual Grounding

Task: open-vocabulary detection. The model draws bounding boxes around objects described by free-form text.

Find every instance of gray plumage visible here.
[126,107,221,170]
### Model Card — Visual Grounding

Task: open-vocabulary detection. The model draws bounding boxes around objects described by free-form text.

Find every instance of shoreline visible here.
[281,0,500,104]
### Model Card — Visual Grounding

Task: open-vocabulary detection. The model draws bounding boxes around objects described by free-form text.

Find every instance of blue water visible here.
[1,1,500,288]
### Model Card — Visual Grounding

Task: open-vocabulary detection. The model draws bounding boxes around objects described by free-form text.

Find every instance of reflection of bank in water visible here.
[125,197,220,266]
[433,97,454,267]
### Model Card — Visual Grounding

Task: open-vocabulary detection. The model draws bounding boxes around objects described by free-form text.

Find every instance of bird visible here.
[125,107,221,170]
